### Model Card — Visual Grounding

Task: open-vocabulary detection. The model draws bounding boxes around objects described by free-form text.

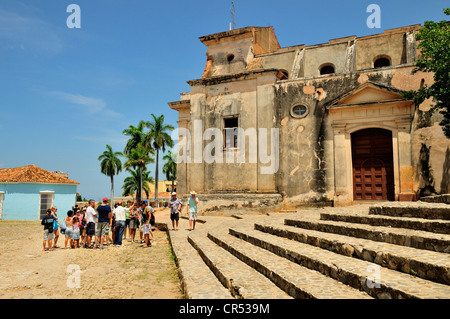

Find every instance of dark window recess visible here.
[320,65,335,75]
[227,54,235,62]
[292,105,307,117]
[277,70,289,80]
[374,57,391,68]
[224,117,238,148]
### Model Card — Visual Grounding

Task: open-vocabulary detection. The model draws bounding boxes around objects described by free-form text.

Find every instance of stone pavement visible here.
[157,202,450,299]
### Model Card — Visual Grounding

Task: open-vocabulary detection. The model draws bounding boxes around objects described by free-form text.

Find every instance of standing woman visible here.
[128,202,139,242]
[64,211,74,249]
[51,206,60,248]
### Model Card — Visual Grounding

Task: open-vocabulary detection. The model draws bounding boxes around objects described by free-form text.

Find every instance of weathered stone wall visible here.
[169,25,450,212]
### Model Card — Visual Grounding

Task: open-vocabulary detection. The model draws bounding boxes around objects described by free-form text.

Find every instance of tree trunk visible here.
[110,175,114,208]
[155,149,159,208]
[137,166,143,204]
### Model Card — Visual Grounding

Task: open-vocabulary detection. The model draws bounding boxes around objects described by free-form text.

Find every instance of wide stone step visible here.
[255,222,450,285]
[320,212,450,235]
[229,224,450,299]
[167,228,233,299]
[285,218,450,254]
[207,229,372,299]
[369,203,450,220]
[187,231,292,299]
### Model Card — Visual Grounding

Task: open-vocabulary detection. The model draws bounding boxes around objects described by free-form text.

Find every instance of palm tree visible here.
[144,114,174,208]
[122,121,146,155]
[98,145,123,208]
[122,168,154,199]
[163,150,177,193]
[123,144,154,204]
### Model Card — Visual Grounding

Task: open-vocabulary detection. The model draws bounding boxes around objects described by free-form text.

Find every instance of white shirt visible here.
[113,205,129,221]
[85,206,97,223]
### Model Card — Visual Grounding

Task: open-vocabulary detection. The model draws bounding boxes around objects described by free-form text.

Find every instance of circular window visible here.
[290,105,309,118]
[227,54,235,62]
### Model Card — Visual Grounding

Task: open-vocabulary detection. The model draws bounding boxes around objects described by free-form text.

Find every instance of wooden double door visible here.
[351,128,395,201]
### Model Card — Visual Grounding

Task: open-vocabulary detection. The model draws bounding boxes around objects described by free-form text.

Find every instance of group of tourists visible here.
[41,191,200,252]
[41,198,156,251]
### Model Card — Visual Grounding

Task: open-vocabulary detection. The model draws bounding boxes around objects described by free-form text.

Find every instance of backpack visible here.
[42,215,54,233]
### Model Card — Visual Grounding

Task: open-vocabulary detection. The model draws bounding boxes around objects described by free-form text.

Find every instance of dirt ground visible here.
[0,208,183,299]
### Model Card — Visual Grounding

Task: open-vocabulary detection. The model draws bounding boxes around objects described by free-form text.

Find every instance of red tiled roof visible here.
[0,165,79,185]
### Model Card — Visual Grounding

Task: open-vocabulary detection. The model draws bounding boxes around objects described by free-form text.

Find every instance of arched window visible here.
[374,57,391,68]
[320,64,335,75]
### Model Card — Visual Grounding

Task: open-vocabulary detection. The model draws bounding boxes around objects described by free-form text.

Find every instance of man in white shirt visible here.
[84,200,97,249]
[113,201,134,246]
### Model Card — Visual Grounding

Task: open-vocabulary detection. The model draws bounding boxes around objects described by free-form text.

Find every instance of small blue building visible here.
[0,165,79,220]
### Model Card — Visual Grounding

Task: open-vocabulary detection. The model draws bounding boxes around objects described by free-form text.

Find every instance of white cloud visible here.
[49,91,123,118]
[0,8,63,55]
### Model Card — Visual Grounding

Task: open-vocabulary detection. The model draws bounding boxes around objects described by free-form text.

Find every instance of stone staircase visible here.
[168,203,450,299]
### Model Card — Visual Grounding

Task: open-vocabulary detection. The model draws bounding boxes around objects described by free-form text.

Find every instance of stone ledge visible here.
[320,213,450,234]
[187,231,292,299]
[420,194,450,205]
[285,218,450,254]
[369,202,450,220]
[229,224,450,299]
[255,222,450,285]
[208,228,372,299]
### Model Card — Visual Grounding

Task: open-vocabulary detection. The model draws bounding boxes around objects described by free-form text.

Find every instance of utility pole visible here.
[230,1,237,30]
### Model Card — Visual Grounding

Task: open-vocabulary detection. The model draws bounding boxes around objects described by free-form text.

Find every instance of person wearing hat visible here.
[168,192,182,231]
[187,191,199,231]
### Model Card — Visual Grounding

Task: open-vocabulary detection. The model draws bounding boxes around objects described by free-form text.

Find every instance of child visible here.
[41,209,55,251]
[64,211,74,249]
[72,216,81,248]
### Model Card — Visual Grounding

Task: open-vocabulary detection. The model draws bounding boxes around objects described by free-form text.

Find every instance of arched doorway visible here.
[351,128,395,201]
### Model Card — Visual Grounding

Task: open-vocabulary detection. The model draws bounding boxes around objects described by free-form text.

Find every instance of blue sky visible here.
[0,0,447,201]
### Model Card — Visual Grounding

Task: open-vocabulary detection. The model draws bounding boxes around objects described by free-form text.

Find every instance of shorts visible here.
[43,229,54,241]
[189,211,198,221]
[65,227,74,238]
[86,222,96,236]
[125,219,130,227]
[129,218,139,229]
[143,224,151,235]
[72,230,81,240]
[96,222,110,237]
[170,212,179,221]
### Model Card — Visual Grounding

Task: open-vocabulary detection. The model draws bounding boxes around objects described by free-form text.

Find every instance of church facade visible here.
[169,25,449,212]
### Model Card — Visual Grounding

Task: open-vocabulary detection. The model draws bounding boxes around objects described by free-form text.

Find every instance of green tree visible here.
[163,150,177,193]
[122,168,154,199]
[123,144,154,204]
[403,8,450,138]
[144,114,174,207]
[122,121,147,155]
[98,144,123,208]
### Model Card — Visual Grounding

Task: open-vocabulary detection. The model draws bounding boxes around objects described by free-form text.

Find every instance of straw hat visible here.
[190,191,197,195]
